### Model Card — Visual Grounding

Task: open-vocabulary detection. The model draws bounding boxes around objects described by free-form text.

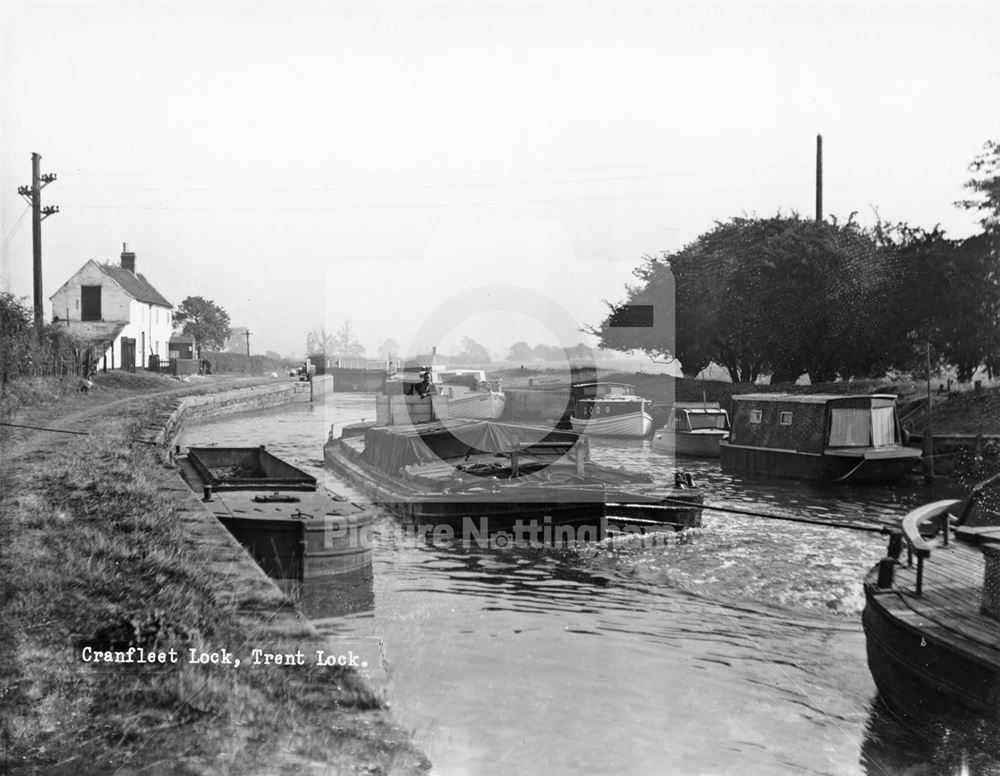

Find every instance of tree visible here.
[588,215,897,383]
[174,296,231,356]
[306,327,334,356]
[531,343,562,362]
[507,341,534,362]
[564,343,595,363]
[377,338,400,361]
[223,327,249,354]
[885,225,1000,382]
[586,263,682,369]
[450,337,491,365]
[957,139,1000,235]
[331,321,365,358]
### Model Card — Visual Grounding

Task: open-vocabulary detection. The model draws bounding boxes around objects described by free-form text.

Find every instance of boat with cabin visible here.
[385,367,505,420]
[568,382,654,438]
[862,473,1000,720]
[435,368,506,419]
[719,393,922,483]
[651,402,731,458]
[324,418,703,538]
[176,445,373,580]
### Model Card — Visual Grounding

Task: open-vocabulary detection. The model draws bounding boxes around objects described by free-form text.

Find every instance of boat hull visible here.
[178,449,373,581]
[719,443,920,483]
[862,579,1000,720]
[651,430,727,458]
[570,410,653,438]
[448,391,506,420]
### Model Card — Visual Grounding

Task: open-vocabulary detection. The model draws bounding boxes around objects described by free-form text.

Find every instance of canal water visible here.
[179,395,1000,776]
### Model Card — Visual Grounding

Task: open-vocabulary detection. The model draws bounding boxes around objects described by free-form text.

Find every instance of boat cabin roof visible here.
[731,393,898,405]
[675,402,724,412]
[571,382,639,399]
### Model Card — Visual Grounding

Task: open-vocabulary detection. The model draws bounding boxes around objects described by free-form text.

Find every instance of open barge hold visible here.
[324,418,703,542]
[862,473,1000,720]
[177,445,373,581]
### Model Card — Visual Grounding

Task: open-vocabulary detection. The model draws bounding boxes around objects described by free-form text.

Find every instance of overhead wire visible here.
[1,205,31,254]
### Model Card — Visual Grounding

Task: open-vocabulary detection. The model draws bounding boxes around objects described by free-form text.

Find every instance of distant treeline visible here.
[592,216,999,384]
[591,141,1000,385]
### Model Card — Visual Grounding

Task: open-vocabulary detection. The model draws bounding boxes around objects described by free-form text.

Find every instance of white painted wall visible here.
[50,260,174,369]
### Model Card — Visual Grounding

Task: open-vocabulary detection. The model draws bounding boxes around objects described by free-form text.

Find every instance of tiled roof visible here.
[99,263,172,307]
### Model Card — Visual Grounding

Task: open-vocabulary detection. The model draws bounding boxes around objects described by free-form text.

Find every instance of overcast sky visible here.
[2,1,998,360]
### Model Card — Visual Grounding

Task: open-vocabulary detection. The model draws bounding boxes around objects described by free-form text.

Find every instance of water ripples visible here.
[179,395,993,776]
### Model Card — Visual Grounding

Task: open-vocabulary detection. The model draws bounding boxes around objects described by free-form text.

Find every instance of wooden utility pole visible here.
[924,341,935,482]
[18,153,59,337]
[815,134,823,222]
[245,330,252,358]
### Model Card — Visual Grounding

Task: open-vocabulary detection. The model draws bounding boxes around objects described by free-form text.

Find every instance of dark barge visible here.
[862,474,1000,720]
[177,445,373,580]
[720,393,922,483]
[323,419,703,540]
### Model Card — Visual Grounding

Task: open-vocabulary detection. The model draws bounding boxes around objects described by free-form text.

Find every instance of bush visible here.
[1,292,88,385]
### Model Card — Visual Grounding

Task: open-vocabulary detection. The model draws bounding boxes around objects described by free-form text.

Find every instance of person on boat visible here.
[415,370,436,398]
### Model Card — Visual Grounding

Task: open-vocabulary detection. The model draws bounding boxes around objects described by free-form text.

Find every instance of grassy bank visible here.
[1,385,428,774]
[903,384,1000,435]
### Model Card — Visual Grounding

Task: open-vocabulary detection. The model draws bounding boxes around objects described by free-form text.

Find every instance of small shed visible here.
[169,335,195,360]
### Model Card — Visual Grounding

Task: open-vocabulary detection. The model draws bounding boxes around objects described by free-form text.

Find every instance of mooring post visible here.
[924,342,935,482]
[981,544,1000,620]
[876,557,896,589]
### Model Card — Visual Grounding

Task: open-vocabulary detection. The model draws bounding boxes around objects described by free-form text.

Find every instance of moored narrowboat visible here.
[177,445,373,581]
[719,393,921,483]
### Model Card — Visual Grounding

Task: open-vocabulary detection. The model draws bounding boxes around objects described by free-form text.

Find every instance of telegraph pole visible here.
[18,153,59,337]
[245,330,252,358]
[815,134,823,222]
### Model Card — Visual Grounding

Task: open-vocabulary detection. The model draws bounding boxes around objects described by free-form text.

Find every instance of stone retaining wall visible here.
[154,379,311,449]
[138,382,323,639]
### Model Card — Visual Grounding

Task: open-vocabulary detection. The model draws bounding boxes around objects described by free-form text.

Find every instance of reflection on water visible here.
[180,396,998,776]
[861,697,1000,776]
[280,568,375,622]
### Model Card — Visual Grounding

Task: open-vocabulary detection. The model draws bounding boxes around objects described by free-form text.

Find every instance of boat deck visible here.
[874,537,1000,660]
[177,455,365,524]
[177,454,373,580]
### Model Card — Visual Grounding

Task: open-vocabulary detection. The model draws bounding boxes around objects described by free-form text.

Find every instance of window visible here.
[779,411,793,426]
[749,409,762,424]
[829,408,872,447]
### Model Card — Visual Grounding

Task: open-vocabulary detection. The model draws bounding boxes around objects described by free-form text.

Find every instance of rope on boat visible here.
[0,421,161,446]
[654,494,889,534]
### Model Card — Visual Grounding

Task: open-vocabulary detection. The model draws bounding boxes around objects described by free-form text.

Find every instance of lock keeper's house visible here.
[49,244,173,371]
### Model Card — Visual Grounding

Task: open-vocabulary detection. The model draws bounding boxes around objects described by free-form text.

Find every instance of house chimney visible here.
[121,242,136,274]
